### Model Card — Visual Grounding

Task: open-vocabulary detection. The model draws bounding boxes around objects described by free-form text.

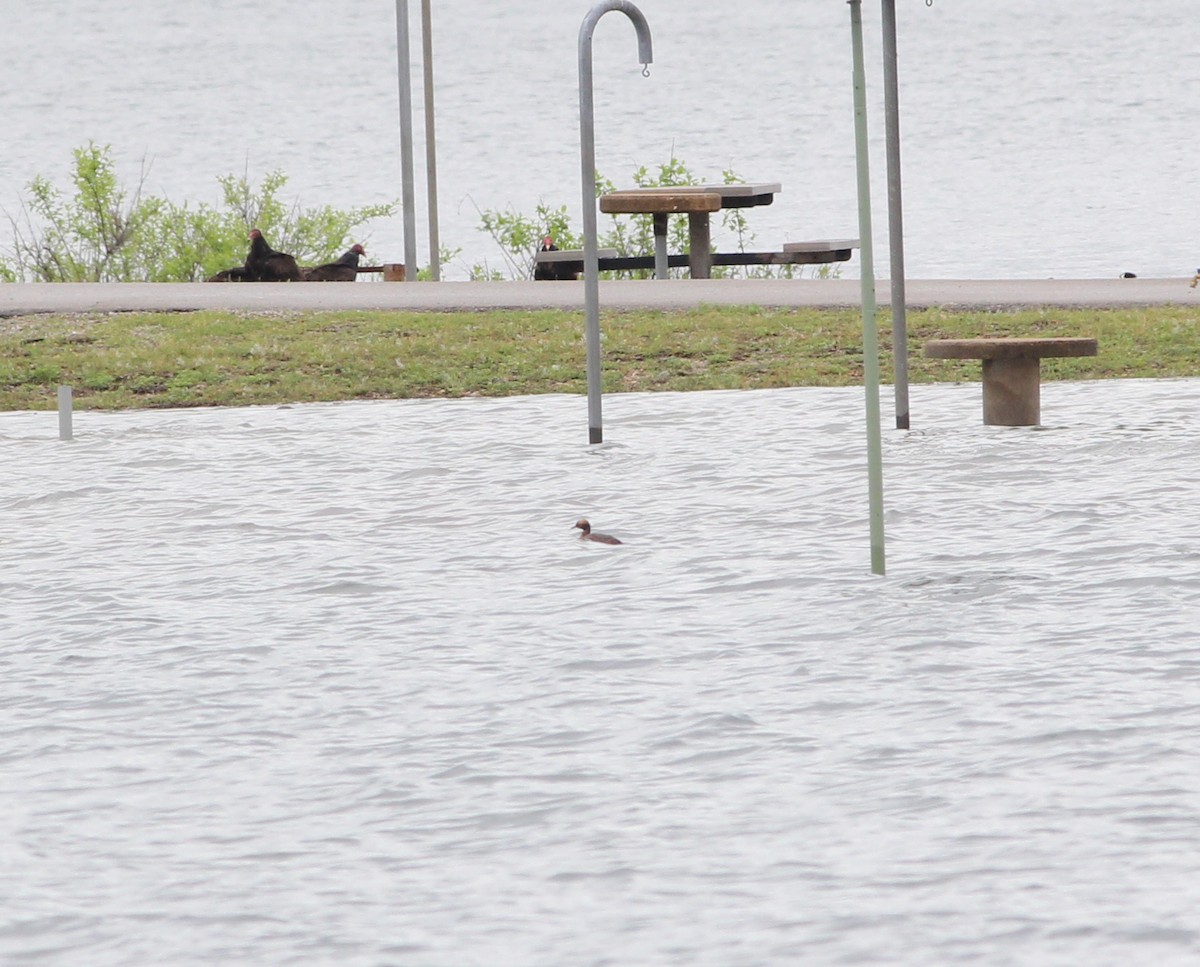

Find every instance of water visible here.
[1,0,1197,279]
[4,380,1200,965]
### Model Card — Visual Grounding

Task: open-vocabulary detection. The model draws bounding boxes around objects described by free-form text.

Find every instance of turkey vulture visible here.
[533,235,557,280]
[533,235,578,281]
[244,228,300,282]
[302,243,366,282]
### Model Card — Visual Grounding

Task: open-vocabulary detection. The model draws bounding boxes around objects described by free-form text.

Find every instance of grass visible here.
[2,304,1198,411]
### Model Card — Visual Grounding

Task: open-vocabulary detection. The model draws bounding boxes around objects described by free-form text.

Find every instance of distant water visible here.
[1,0,1197,279]
[4,380,1200,966]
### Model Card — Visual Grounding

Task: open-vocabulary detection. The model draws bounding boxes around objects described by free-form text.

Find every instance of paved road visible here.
[2,277,1198,316]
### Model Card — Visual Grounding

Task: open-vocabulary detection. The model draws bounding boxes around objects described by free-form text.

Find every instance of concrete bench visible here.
[783,239,860,256]
[924,337,1099,426]
[533,248,618,281]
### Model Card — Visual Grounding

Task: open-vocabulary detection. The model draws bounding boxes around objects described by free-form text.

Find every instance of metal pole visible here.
[882,0,910,429]
[395,0,418,280]
[421,0,441,281]
[57,385,73,441]
[578,1,653,445]
[653,213,669,279]
[849,0,886,576]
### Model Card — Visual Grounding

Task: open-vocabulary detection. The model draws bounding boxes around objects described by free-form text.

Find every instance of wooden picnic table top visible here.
[599,191,722,215]
[600,182,781,209]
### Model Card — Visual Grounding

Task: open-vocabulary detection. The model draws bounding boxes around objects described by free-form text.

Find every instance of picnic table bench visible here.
[535,241,858,278]
[924,337,1099,426]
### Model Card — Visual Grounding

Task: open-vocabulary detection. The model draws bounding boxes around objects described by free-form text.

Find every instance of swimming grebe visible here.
[574,518,622,545]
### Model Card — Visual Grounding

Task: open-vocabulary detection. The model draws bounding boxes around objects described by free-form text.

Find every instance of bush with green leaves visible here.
[474,201,582,280]
[0,143,397,282]
[476,155,839,280]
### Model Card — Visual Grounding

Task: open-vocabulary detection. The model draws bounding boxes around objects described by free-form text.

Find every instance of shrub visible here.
[476,201,582,280]
[0,143,398,282]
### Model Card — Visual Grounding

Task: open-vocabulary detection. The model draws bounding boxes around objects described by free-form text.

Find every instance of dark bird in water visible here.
[244,228,301,281]
[534,235,578,281]
[575,518,622,545]
[303,243,366,281]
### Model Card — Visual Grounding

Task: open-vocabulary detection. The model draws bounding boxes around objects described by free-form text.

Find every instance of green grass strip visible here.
[2,305,1197,411]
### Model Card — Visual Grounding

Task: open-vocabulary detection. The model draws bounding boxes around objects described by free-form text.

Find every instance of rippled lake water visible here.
[1,0,1197,279]
[4,380,1200,965]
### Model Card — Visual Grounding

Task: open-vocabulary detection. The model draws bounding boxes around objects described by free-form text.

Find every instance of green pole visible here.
[849,0,887,576]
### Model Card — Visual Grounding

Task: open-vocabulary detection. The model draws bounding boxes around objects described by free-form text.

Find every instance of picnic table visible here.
[533,180,857,280]
[598,182,781,280]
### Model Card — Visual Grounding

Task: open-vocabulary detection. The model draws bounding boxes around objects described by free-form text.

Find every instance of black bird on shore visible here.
[534,235,578,281]
[303,243,366,282]
[244,228,301,282]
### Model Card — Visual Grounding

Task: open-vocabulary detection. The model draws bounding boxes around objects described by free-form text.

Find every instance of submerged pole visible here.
[849,0,886,576]
[578,1,653,444]
[395,0,418,280]
[882,0,910,429]
[57,385,73,441]
[421,0,441,280]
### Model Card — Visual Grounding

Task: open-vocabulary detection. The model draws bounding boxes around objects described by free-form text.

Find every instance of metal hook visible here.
[926,0,933,6]
[641,63,650,77]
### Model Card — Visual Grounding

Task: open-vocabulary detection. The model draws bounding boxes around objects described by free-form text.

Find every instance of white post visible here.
[57,385,73,441]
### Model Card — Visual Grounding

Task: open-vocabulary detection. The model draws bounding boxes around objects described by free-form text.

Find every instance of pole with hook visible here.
[578,1,653,444]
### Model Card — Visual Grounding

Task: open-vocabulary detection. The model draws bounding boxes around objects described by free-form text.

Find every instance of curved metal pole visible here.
[579,1,653,444]
[882,0,910,429]
[849,0,886,576]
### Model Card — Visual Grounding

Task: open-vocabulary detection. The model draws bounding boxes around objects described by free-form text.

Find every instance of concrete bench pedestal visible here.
[924,337,1098,426]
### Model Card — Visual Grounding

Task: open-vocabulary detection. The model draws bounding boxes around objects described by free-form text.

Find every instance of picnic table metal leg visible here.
[688,212,712,279]
[652,212,669,279]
